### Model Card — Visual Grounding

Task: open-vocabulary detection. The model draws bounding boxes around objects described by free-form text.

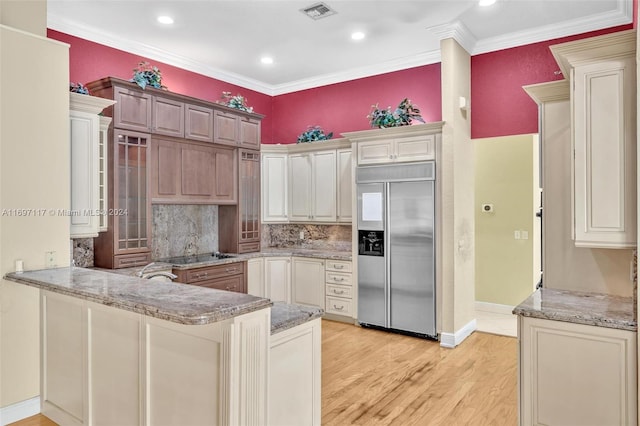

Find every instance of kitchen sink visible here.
[162,252,236,265]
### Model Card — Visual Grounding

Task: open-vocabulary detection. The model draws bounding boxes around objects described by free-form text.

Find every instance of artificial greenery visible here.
[296,125,333,143]
[69,82,89,95]
[367,98,425,128]
[220,91,254,112]
[132,61,165,90]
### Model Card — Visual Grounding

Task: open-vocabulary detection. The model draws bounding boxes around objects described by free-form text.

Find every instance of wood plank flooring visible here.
[10,319,517,426]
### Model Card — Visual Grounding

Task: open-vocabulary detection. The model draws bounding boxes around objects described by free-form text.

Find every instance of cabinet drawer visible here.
[325,296,352,316]
[197,275,245,293]
[325,260,352,273]
[325,272,352,286]
[238,241,261,253]
[326,284,352,299]
[114,253,152,269]
[185,262,244,283]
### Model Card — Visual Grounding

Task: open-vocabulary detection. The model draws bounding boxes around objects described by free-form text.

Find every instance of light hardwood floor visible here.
[10,320,517,426]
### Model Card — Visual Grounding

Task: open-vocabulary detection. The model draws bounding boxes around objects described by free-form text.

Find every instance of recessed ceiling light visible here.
[261,57,274,65]
[351,32,365,41]
[479,0,496,6]
[157,16,174,25]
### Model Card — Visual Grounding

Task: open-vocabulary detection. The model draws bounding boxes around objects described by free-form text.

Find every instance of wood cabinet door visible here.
[336,149,352,223]
[247,258,265,297]
[150,138,179,200]
[288,154,312,221]
[394,134,435,163]
[265,257,291,303]
[239,150,260,244]
[152,96,184,137]
[213,146,237,203]
[292,257,325,308]
[261,153,288,222]
[185,104,214,142]
[240,117,260,149]
[357,140,393,165]
[180,142,216,201]
[113,86,152,132]
[311,150,336,222]
[214,110,239,146]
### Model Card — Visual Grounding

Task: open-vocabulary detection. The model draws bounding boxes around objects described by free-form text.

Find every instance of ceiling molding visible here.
[270,50,442,96]
[428,21,477,54]
[47,14,276,95]
[471,0,633,55]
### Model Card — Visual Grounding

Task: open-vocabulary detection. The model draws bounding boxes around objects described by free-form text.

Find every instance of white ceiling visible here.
[47,0,633,95]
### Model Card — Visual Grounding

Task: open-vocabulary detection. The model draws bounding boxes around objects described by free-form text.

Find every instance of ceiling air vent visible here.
[301,2,337,20]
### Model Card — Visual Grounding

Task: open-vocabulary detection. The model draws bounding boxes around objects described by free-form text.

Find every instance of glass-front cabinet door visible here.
[114,130,151,255]
[239,150,260,249]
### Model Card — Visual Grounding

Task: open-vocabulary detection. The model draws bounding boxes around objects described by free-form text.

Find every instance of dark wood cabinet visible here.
[219,149,261,254]
[185,104,214,142]
[113,86,152,132]
[93,128,152,268]
[152,96,184,137]
[173,262,246,293]
[150,137,237,204]
[240,117,261,149]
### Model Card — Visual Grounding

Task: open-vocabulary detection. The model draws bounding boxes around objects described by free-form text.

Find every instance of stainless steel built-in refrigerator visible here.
[356,162,436,338]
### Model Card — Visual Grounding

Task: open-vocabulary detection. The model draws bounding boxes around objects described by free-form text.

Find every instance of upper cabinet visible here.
[152,96,184,137]
[214,110,239,146]
[185,104,214,142]
[240,117,261,149]
[261,139,352,224]
[550,30,637,249]
[113,86,152,132]
[343,122,442,167]
[69,92,115,239]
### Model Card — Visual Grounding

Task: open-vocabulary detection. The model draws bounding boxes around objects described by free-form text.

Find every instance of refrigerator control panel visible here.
[358,230,384,256]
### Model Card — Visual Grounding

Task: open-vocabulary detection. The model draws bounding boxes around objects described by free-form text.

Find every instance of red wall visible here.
[47,29,274,143]
[471,24,633,139]
[271,65,442,143]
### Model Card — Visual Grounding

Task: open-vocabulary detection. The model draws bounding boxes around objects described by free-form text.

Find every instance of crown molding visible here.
[472,0,633,55]
[428,21,477,54]
[523,80,570,104]
[270,50,441,96]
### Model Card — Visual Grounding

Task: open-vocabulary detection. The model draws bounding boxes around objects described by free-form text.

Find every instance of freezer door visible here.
[388,180,435,336]
[357,254,386,327]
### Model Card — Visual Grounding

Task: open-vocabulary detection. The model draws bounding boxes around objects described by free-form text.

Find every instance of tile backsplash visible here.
[262,224,351,251]
[152,204,219,259]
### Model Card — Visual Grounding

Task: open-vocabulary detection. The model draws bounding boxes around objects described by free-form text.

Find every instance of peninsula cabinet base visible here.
[40,290,269,426]
[518,316,637,426]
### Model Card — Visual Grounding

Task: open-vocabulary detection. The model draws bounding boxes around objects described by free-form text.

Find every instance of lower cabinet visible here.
[519,316,637,425]
[324,260,353,318]
[173,262,246,293]
[292,257,325,308]
[264,257,291,303]
[247,257,265,297]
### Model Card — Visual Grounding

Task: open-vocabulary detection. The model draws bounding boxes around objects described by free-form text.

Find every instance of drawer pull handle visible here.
[333,289,345,295]
[333,304,344,311]
[334,265,344,269]
[333,277,345,282]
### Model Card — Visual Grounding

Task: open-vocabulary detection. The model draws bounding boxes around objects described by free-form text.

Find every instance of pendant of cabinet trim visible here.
[551,30,637,248]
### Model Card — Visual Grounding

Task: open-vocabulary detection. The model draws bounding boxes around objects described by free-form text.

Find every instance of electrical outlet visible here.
[514,230,521,240]
[45,251,56,267]
[521,231,529,240]
[299,231,304,240]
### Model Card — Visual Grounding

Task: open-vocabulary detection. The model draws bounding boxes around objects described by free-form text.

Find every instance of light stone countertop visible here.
[4,267,272,325]
[167,248,352,270]
[513,288,637,331]
[270,301,324,335]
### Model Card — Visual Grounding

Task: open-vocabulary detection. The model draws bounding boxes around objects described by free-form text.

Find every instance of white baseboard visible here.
[0,396,40,426]
[475,301,516,316]
[440,318,477,349]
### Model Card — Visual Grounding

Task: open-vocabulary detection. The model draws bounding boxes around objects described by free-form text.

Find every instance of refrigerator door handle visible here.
[384,182,391,328]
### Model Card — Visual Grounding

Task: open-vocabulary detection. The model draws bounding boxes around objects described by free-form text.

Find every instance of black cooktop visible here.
[162,253,236,265]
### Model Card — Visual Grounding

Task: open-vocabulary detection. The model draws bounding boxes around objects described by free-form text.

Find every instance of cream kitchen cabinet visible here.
[336,148,353,223]
[292,257,325,308]
[264,256,292,303]
[98,116,111,232]
[261,152,288,222]
[551,29,637,248]
[69,92,115,238]
[247,257,265,297]
[324,259,353,319]
[519,316,637,425]
[289,150,336,222]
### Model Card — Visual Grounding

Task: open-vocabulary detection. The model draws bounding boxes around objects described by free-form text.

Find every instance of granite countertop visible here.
[513,288,637,331]
[4,267,272,325]
[167,248,352,270]
[270,301,324,335]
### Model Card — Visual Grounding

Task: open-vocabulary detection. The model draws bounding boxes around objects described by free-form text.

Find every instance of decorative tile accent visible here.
[152,205,219,259]
[261,224,351,251]
[72,238,94,267]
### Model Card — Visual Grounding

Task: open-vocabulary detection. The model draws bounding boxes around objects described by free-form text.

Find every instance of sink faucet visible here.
[137,262,156,277]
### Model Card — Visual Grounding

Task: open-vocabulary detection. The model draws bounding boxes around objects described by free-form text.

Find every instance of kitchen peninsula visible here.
[5,267,322,426]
